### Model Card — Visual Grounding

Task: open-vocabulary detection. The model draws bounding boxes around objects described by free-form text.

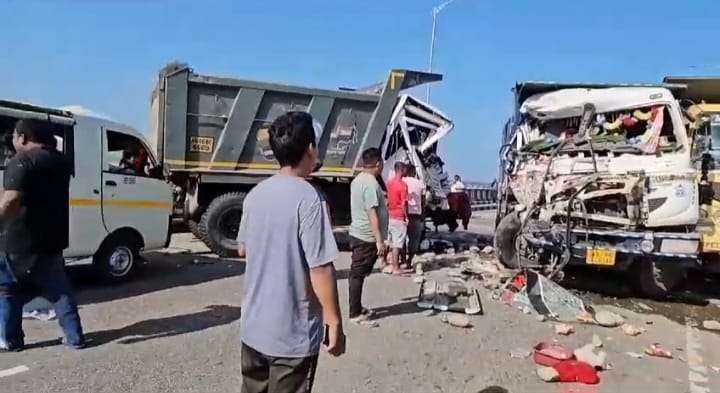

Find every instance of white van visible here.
[0,100,173,281]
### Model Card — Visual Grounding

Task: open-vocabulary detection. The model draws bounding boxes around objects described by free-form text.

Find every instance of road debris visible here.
[634,301,653,311]
[621,324,645,336]
[552,360,600,384]
[533,342,574,367]
[537,366,560,382]
[554,323,575,335]
[441,313,472,328]
[591,334,603,348]
[702,320,720,331]
[593,310,625,327]
[644,343,673,359]
[481,246,494,254]
[510,348,532,359]
[625,352,645,359]
[502,271,586,322]
[574,344,607,369]
[536,315,547,322]
[711,366,720,373]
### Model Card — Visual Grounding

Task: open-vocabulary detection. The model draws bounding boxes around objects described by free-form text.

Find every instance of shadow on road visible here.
[28,305,241,350]
[69,252,245,306]
[372,300,423,321]
[561,266,720,326]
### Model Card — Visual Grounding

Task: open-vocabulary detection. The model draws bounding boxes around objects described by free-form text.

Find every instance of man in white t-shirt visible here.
[402,165,426,269]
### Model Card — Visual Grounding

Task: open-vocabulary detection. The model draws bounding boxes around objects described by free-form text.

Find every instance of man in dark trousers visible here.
[237,112,345,393]
[348,148,388,326]
[0,118,84,352]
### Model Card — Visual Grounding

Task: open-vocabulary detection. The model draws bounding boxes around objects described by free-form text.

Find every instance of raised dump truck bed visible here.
[150,63,453,257]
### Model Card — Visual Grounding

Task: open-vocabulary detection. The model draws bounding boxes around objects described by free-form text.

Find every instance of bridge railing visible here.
[464,183,498,211]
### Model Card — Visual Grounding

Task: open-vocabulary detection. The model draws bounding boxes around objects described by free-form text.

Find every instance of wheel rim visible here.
[108,246,134,277]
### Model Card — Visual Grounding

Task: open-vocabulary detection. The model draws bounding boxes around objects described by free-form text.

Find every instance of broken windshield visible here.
[516,104,679,156]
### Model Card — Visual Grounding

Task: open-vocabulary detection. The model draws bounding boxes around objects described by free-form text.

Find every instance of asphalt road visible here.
[1,213,720,393]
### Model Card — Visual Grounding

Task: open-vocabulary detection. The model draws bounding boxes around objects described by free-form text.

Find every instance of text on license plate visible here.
[586,249,616,266]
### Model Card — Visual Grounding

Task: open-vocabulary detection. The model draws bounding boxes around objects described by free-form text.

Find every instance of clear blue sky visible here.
[2,0,719,181]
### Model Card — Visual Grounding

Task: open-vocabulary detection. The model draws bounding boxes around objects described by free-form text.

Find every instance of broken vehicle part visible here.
[496,81,704,297]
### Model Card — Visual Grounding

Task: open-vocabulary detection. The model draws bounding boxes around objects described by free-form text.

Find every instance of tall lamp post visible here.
[427,0,459,103]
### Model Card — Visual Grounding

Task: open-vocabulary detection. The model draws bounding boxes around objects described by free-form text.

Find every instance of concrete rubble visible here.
[441,313,472,328]
[593,310,625,327]
[702,320,720,331]
[621,324,646,336]
[554,323,575,335]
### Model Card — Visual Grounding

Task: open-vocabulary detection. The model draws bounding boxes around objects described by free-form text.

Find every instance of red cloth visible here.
[387,177,409,221]
[552,360,600,385]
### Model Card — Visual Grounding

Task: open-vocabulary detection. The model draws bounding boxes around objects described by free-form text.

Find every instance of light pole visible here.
[427,0,459,103]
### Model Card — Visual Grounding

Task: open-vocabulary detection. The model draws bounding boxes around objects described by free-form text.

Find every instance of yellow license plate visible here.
[586,249,616,266]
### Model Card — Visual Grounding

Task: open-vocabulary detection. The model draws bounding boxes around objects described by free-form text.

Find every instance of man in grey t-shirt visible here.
[237,112,345,393]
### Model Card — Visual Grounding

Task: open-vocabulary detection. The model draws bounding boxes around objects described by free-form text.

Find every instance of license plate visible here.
[586,249,616,266]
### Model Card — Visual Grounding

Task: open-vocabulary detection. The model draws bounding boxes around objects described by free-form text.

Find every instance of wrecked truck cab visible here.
[496,82,699,297]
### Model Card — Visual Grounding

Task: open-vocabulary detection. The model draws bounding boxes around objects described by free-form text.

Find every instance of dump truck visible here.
[665,76,720,262]
[150,63,454,257]
[494,81,720,298]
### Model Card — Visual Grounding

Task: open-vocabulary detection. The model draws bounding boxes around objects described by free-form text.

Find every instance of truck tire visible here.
[494,211,522,269]
[633,259,687,299]
[198,192,246,258]
[187,218,203,240]
[93,234,141,282]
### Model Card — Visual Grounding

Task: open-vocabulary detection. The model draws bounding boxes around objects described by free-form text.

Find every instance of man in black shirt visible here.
[0,118,84,352]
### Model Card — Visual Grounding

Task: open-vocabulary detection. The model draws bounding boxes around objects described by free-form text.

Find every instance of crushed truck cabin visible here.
[495,82,717,298]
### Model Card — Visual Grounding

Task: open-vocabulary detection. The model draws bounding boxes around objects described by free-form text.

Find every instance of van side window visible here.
[106,130,157,178]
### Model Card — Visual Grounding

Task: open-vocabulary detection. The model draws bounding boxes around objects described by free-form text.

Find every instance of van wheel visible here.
[494,211,521,269]
[94,236,140,282]
[633,259,687,299]
[198,192,246,258]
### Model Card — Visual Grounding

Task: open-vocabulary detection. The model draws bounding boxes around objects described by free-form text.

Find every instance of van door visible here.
[101,129,172,249]
[67,120,107,257]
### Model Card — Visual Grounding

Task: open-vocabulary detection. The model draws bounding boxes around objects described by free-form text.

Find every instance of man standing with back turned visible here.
[237,111,345,393]
[0,119,84,351]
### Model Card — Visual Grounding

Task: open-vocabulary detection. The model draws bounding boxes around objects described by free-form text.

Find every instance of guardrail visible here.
[465,183,497,211]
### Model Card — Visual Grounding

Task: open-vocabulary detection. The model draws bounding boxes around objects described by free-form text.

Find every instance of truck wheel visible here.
[93,235,140,282]
[494,211,522,269]
[633,259,687,299]
[187,218,203,239]
[198,192,246,258]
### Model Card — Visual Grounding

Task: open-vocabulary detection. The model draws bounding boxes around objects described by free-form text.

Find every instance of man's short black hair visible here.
[361,148,381,167]
[268,111,316,168]
[14,118,57,146]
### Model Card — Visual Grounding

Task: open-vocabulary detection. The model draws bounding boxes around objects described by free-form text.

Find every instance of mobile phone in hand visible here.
[323,324,329,346]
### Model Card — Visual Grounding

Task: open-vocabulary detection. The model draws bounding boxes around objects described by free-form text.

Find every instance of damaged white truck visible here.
[495,82,716,297]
